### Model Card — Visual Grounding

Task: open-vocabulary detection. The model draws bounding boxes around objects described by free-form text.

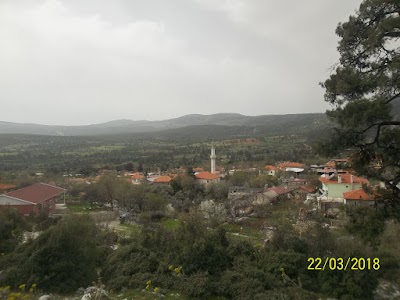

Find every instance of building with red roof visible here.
[343,189,376,206]
[319,173,369,199]
[282,177,309,189]
[319,173,368,185]
[195,171,220,185]
[299,185,317,194]
[266,186,293,196]
[277,162,305,169]
[130,173,146,185]
[291,185,317,200]
[1,183,66,215]
[277,162,305,173]
[264,165,277,176]
[152,176,173,185]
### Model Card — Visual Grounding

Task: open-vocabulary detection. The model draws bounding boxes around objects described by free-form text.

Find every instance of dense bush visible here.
[0,204,388,299]
[101,243,160,290]
[0,208,30,254]
[0,214,100,294]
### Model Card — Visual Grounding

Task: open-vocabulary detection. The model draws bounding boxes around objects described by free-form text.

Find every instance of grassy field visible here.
[115,223,142,237]
[66,202,105,213]
[0,152,17,156]
[222,221,264,240]
[161,218,180,230]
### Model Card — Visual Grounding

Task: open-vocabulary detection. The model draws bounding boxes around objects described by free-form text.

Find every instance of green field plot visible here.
[0,152,17,156]
[162,218,180,230]
[222,221,264,240]
[115,223,142,237]
[67,202,105,213]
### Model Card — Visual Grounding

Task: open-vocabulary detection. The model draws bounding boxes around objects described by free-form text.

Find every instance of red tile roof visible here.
[277,162,305,169]
[6,183,66,204]
[264,165,277,171]
[153,176,172,183]
[319,174,369,185]
[193,167,204,172]
[343,189,375,201]
[299,185,317,193]
[195,172,220,180]
[130,173,145,180]
[266,186,293,195]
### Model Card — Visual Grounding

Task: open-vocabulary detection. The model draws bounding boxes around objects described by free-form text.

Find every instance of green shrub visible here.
[177,272,210,298]
[0,214,99,294]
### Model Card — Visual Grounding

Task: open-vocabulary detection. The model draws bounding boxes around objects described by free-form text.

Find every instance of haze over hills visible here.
[0,112,330,137]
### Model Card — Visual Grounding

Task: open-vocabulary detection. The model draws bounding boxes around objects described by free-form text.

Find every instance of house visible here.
[292,184,317,200]
[316,167,342,176]
[130,173,146,185]
[152,175,173,185]
[195,172,220,185]
[228,186,263,200]
[265,186,293,200]
[317,173,369,211]
[324,158,350,169]
[316,158,350,175]
[264,165,278,176]
[1,183,66,215]
[343,189,376,206]
[277,162,305,173]
[319,173,369,199]
[282,177,309,189]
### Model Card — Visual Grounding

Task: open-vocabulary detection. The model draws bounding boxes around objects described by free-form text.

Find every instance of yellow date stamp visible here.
[307,257,380,271]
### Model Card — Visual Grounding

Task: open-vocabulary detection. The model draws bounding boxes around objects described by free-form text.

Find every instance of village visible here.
[0,145,379,232]
[1,0,400,298]
[1,144,399,300]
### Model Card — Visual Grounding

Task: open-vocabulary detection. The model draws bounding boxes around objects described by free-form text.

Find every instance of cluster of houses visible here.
[0,146,379,216]
[265,158,378,209]
[129,169,221,186]
[228,157,379,217]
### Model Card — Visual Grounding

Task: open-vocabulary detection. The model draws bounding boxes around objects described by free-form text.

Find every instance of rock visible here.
[374,279,400,299]
[83,286,110,300]
[39,296,51,300]
[76,287,85,295]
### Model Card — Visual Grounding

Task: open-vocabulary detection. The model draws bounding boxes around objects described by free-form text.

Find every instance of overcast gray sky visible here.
[0,0,362,125]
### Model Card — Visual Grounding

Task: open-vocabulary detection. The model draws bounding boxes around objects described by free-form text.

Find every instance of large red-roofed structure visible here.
[1,183,66,215]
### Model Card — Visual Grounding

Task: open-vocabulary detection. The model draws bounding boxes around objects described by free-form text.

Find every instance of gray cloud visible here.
[0,0,361,125]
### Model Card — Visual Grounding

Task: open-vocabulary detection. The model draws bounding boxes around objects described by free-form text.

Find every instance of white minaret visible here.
[210,145,216,174]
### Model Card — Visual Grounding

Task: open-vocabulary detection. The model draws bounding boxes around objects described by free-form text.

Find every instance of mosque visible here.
[194,145,220,185]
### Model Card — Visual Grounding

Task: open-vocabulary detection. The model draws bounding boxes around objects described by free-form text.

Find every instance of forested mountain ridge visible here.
[0,112,329,136]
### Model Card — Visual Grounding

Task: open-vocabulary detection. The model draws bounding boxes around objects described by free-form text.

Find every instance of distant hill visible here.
[0,113,330,137]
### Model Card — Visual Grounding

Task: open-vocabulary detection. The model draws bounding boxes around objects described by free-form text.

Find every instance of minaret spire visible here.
[210,144,216,174]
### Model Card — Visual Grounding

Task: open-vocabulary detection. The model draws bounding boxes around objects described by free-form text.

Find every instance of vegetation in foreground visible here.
[1,204,399,300]
[1,0,400,299]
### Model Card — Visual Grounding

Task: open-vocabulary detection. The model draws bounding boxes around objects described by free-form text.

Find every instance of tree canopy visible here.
[320,0,400,216]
